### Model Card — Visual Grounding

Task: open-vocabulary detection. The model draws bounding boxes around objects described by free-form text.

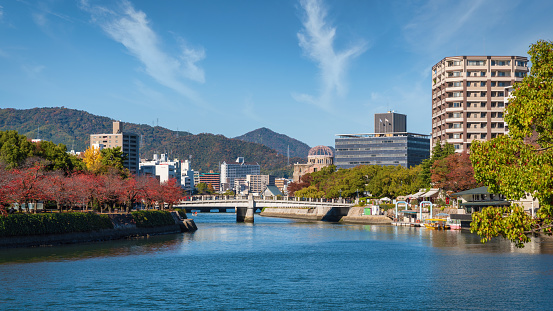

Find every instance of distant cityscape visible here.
[72,54,529,198]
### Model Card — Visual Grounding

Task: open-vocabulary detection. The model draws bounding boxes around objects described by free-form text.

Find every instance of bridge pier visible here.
[236,196,255,223]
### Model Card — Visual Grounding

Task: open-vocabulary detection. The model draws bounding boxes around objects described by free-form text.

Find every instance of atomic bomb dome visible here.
[308,145,334,158]
[292,145,335,183]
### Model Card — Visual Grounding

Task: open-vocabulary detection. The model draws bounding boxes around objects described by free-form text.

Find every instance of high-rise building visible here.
[90,121,140,175]
[220,157,260,191]
[431,56,528,153]
[334,112,430,169]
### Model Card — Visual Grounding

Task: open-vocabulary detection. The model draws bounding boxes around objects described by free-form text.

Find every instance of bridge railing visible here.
[181,195,354,204]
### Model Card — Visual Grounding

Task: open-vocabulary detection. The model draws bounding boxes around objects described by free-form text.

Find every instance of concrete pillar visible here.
[236,196,255,223]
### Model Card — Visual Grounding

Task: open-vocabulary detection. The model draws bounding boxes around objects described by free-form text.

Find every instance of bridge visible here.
[176,195,354,223]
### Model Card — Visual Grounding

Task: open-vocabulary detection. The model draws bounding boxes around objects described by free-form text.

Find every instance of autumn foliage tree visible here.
[470,40,553,247]
[431,152,480,192]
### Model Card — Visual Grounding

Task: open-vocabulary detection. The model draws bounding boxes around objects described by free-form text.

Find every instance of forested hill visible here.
[0,107,305,177]
[234,127,310,159]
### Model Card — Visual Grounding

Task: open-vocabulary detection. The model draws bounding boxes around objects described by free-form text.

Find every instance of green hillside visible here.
[234,127,310,159]
[0,107,305,177]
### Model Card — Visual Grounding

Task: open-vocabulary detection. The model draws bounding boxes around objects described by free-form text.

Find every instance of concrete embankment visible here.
[340,206,393,225]
[0,212,197,248]
[260,206,392,224]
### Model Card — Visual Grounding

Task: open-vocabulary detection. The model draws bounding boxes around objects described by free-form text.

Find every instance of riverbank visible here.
[0,212,197,248]
[260,206,392,224]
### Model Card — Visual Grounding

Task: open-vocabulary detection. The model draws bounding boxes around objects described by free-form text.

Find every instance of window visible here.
[480,91,487,97]
[453,133,461,139]
[481,134,487,139]
[491,82,496,87]
[453,92,462,97]
[453,102,461,107]
[491,60,510,66]
[454,144,461,150]
[515,71,526,78]
[480,71,486,76]
[481,112,487,118]
[454,61,461,66]
[449,71,462,77]
[468,60,485,66]
[516,61,526,67]
[497,82,507,87]
[481,102,486,107]
[453,112,462,118]
[480,81,486,87]
[453,81,463,87]
[453,123,462,128]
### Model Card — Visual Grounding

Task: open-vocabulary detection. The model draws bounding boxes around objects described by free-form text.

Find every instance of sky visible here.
[1,0,553,148]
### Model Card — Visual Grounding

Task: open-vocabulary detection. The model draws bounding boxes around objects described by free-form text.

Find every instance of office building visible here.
[334,112,430,169]
[90,121,140,175]
[199,171,221,192]
[431,56,528,152]
[139,153,180,185]
[220,157,260,191]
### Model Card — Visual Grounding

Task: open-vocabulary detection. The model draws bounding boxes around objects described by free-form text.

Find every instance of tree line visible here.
[0,130,183,216]
[288,142,480,199]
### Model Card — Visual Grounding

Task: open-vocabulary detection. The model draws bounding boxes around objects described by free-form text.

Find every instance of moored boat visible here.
[423,218,450,230]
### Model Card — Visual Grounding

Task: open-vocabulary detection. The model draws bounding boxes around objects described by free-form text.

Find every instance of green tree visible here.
[0,131,35,168]
[470,40,553,247]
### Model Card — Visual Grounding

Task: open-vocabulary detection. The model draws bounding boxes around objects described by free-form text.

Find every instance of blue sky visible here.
[1,0,553,148]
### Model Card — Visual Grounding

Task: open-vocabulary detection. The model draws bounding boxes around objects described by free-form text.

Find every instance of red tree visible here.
[160,178,184,209]
[431,152,480,192]
[8,164,45,213]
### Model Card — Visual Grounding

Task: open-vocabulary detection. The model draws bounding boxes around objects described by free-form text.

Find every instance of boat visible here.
[446,217,461,230]
[423,218,450,230]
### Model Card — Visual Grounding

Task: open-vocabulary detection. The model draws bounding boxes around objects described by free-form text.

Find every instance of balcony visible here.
[445,127,463,133]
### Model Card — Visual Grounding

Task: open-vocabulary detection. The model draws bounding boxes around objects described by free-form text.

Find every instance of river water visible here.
[1,213,552,310]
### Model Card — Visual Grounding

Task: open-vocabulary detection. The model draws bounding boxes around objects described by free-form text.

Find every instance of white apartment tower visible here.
[431,56,528,153]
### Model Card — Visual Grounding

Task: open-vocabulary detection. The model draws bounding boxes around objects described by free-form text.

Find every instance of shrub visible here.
[131,210,176,228]
[0,212,113,238]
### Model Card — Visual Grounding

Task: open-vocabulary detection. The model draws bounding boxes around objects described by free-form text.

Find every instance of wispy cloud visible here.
[22,64,46,78]
[293,0,367,112]
[80,0,206,104]
[242,95,263,122]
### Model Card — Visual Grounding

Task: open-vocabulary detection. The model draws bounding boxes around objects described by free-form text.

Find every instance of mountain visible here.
[0,107,306,177]
[234,127,310,159]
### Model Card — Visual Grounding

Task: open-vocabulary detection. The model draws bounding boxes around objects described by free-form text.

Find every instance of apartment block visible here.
[246,174,275,194]
[431,56,528,152]
[90,121,140,175]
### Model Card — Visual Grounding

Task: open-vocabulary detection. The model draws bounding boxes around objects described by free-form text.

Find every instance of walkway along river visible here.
[1,213,552,310]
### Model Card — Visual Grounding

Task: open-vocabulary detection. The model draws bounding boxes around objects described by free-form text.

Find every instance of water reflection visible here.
[346,223,553,255]
[0,233,187,264]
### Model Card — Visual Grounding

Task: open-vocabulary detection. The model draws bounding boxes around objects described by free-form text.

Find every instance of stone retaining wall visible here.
[0,213,197,248]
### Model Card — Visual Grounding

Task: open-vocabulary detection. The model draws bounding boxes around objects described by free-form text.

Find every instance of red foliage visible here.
[160,178,183,209]
[0,165,185,213]
[431,152,480,192]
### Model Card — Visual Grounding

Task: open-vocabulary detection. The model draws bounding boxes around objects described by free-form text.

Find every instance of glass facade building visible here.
[334,132,430,169]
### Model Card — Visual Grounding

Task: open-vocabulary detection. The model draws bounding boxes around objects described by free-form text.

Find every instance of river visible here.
[1,213,552,310]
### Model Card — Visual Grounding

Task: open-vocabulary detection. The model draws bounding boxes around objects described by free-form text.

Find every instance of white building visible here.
[139,153,195,192]
[220,157,260,191]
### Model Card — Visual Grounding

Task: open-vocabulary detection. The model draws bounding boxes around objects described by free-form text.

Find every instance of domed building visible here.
[293,145,334,182]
